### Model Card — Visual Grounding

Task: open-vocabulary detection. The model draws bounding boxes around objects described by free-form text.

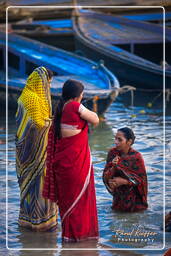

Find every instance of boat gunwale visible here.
[0,31,120,90]
[78,9,171,39]
[0,78,116,100]
[72,10,171,77]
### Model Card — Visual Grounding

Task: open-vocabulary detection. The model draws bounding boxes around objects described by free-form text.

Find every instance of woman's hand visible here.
[108,179,118,191]
[45,118,53,127]
[108,177,129,191]
[112,156,120,166]
[103,170,112,183]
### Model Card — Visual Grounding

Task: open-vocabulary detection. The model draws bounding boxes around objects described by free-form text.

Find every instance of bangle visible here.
[128,180,132,186]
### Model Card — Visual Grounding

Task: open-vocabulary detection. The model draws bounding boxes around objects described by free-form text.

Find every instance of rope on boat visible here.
[92,86,136,116]
[117,85,136,94]
[117,85,136,108]
[87,86,170,121]
[118,85,138,125]
[149,91,163,106]
[117,85,171,108]
[139,88,171,107]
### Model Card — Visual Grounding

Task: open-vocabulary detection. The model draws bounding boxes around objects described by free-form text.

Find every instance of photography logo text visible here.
[112,225,157,243]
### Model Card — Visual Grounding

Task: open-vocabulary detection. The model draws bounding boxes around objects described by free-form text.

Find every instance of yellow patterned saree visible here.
[15,67,57,231]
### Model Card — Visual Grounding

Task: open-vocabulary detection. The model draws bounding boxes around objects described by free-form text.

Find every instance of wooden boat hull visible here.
[75,38,168,90]
[123,12,171,24]
[72,10,171,90]
[0,79,118,115]
[5,19,75,51]
[16,31,75,51]
[0,31,120,115]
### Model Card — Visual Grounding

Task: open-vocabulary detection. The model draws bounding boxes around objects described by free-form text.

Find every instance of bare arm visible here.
[80,106,99,127]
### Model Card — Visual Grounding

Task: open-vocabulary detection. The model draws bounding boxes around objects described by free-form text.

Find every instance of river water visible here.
[0,92,170,256]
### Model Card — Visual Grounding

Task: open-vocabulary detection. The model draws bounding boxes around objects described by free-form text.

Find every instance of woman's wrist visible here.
[127,180,132,186]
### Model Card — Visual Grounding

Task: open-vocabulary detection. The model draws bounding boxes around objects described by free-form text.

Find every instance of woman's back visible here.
[61,101,86,138]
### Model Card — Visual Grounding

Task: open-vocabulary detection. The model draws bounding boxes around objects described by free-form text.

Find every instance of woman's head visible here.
[18,66,53,128]
[26,66,53,91]
[114,127,135,151]
[53,79,84,139]
[62,79,84,102]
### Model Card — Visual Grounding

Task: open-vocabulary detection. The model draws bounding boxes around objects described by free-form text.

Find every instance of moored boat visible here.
[0,31,120,115]
[2,18,74,51]
[123,11,171,25]
[72,9,171,90]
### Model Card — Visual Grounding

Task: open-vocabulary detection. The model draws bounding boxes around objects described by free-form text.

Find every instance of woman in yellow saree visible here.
[15,66,57,231]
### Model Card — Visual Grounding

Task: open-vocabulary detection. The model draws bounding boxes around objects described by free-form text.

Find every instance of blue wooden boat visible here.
[2,18,74,51]
[123,12,171,28]
[0,31,120,115]
[8,19,72,35]
[72,9,171,90]
[7,11,171,53]
[0,5,71,23]
[123,12,171,24]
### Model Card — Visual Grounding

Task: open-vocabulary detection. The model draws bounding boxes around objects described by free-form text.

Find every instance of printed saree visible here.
[103,147,148,212]
[15,67,57,231]
[43,124,99,241]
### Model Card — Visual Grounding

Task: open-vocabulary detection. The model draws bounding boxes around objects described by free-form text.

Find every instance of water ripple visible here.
[0,95,170,255]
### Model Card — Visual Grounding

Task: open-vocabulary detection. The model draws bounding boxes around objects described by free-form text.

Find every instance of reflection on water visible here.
[0,92,170,256]
[16,227,59,249]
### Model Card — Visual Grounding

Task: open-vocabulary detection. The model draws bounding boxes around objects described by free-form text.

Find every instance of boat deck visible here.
[123,12,171,22]
[6,75,110,95]
[9,19,73,35]
[78,11,164,45]
[0,32,116,90]
[0,68,113,96]
[74,11,165,70]
[32,18,72,30]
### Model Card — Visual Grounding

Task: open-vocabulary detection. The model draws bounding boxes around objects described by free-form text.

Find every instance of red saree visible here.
[103,147,148,212]
[43,124,99,242]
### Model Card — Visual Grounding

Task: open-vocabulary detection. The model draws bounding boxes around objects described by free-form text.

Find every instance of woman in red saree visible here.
[43,79,99,242]
[103,127,148,212]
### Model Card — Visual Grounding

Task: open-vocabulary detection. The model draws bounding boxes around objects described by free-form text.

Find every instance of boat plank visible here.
[72,9,171,89]
[79,14,163,45]
[0,31,120,114]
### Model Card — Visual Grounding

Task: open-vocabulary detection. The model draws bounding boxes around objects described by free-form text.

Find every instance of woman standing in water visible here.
[103,127,148,212]
[43,79,99,242]
[15,66,57,231]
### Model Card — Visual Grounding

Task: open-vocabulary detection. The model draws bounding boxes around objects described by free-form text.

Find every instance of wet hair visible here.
[45,68,53,80]
[53,79,84,139]
[118,127,135,145]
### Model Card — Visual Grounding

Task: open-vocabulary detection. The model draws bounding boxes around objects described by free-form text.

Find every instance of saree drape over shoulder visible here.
[15,67,57,231]
[43,123,99,242]
[103,147,148,212]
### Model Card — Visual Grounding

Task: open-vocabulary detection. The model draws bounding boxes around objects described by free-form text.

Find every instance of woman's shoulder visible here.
[105,147,118,162]
[70,101,80,106]
[129,148,144,159]
[66,101,80,111]
[108,147,119,156]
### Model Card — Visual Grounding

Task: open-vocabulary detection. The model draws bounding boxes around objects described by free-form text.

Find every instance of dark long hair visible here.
[118,127,136,145]
[53,79,84,139]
